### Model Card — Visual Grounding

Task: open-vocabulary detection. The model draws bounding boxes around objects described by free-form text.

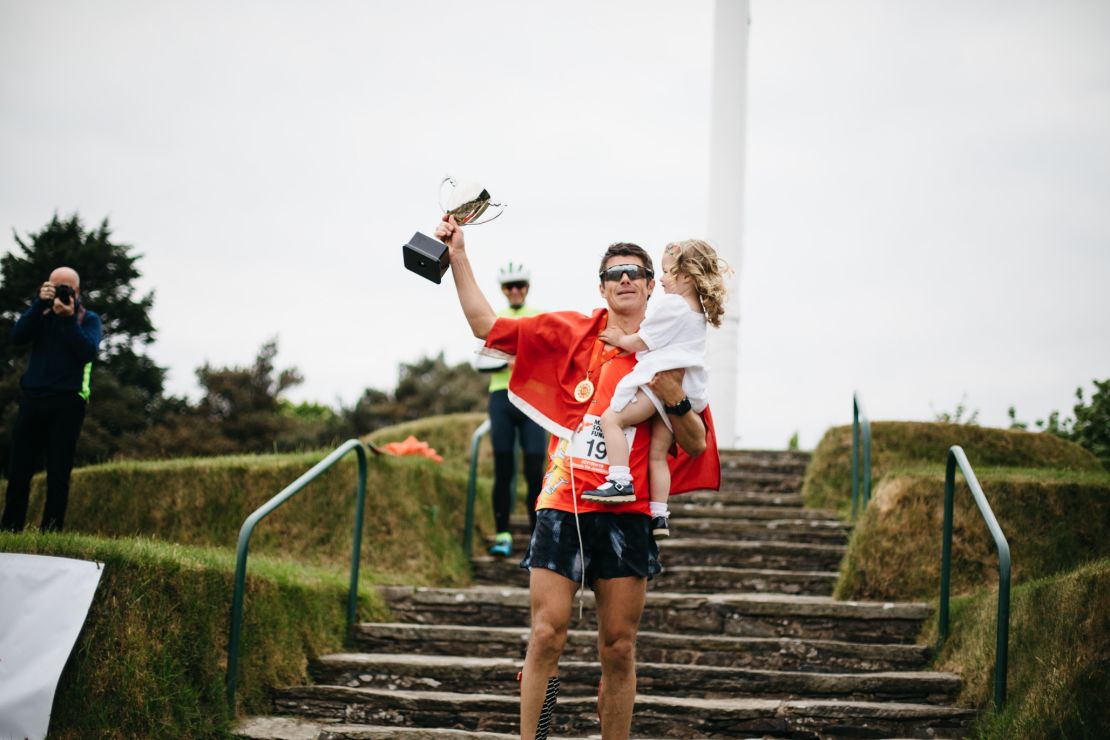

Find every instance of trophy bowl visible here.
[402,176,507,284]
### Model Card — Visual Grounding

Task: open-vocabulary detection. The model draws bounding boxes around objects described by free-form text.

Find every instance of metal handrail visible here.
[938,445,1011,709]
[225,439,369,716]
[463,418,491,557]
[850,392,872,520]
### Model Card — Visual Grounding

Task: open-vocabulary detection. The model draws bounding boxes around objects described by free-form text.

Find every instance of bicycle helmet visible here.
[497,262,531,285]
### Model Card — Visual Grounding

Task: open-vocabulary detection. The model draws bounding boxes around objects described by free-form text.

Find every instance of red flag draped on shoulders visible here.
[483,309,720,494]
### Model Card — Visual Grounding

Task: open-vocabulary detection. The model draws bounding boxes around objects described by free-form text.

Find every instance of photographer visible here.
[2,267,102,532]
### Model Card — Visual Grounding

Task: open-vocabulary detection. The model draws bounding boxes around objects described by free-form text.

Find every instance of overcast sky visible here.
[2,0,1108,449]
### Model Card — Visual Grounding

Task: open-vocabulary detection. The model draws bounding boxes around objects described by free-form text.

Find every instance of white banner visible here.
[0,554,103,740]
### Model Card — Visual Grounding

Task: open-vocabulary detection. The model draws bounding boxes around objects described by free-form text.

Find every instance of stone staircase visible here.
[236,449,975,739]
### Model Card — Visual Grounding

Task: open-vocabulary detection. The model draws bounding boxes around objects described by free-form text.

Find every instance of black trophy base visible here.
[402,232,450,284]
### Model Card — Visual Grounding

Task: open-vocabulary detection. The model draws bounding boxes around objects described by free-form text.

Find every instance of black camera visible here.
[54,284,74,305]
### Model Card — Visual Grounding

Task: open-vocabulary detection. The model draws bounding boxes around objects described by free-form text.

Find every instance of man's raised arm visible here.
[435,215,497,339]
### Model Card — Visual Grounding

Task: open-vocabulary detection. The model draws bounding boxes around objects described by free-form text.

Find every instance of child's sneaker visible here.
[651,516,670,538]
[488,532,512,557]
[581,481,636,503]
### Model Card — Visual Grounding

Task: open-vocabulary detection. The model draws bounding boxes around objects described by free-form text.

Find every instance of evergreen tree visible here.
[0,213,164,467]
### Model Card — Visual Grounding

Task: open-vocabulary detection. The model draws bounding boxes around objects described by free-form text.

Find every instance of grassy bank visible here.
[0,532,388,739]
[0,415,517,737]
[17,446,492,584]
[923,558,1110,739]
[803,422,1102,516]
[367,412,489,466]
[835,466,1110,601]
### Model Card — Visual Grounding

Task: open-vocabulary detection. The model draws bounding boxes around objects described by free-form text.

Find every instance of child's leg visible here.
[598,390,658,478]
[582,390,658,503]
[648,415,673,506]
[648,415,673,531]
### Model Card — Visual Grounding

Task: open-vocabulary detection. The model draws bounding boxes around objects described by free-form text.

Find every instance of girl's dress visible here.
[609,292,708,430]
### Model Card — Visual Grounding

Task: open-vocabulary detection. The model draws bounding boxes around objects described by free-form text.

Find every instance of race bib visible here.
[567,414,637,474]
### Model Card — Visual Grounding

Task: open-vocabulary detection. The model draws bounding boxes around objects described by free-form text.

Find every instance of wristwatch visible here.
[663,396,692,416]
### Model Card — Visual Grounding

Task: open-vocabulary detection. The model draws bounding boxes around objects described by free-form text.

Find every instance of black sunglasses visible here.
[502,281,528,291]
[599,264,654,283]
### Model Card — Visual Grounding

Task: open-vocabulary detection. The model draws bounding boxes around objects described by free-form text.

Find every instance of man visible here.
[2,267,102,532]
[483,262,546,557]
[435,215,716,739]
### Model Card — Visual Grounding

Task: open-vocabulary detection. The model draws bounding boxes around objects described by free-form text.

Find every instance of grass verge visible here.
[803,421,1102,517]
[17,449,492,585]
[922,558,1110,739]
[835,466,1110,601]
[0,532,390,739]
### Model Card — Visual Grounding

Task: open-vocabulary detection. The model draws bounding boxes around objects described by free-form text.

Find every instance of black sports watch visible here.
[663,396,692,416]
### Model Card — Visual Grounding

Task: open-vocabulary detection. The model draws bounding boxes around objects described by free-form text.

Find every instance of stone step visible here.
[670,503,839,521]
[719,470,803,493]
[680,490,805,507]
[655,565,837,595]
[378,586,931,644]
[311,653,961,704]
[720,457,809,477]
[273,686,975,738]
[659,537,846,571]
[719,449,811,467]
[353,623,932,673]
[670,518,849,545]
[234,716,534,740]
[472,557,838,596]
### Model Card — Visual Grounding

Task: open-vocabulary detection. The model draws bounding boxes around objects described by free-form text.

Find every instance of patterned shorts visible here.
[520,508,661,589]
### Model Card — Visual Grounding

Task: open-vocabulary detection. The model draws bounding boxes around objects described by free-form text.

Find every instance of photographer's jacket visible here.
[11,298,102,400]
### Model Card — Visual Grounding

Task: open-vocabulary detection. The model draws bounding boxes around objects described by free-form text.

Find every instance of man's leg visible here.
[2,400,44,532]
[593,575,647,739]
[517,414,548,532]
[521,567,578,740]
[488,392,515,529]
[41,396,85,532]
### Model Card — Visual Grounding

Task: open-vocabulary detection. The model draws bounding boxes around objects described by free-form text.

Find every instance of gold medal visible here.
[574,379,595,402]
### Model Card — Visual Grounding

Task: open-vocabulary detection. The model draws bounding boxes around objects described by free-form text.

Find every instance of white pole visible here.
[706,0,749,449]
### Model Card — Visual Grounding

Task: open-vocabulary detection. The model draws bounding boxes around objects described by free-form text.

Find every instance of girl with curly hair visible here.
[582,239,729,536]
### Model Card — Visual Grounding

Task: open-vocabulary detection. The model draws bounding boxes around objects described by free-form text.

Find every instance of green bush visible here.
[0,532,386,739]
[803,422,1102,516]
[835,467,1110,601]
[924,558,1110,739]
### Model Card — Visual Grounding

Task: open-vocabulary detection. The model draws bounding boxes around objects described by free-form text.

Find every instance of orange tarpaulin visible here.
[380,435,443,463]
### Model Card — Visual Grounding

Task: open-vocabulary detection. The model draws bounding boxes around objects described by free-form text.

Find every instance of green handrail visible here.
[225,438,369,716]
[850,392,872,520]
[463,418,491,557]
[938,445,1011,709]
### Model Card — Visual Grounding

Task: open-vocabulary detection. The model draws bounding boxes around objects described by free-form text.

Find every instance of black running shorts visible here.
[520,508,661,588]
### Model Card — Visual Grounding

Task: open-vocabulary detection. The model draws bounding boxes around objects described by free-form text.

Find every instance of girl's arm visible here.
[599,326,648,353]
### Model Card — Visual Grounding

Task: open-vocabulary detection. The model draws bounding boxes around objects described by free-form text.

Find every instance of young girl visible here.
[581,239,728,536]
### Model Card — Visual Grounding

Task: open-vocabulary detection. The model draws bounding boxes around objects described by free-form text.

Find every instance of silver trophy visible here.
[402,176,507,283]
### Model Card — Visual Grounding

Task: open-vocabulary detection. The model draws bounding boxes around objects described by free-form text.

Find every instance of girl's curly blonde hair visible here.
[664,239,732,327]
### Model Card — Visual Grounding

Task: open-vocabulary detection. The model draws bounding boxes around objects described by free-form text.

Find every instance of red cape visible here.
[484,308,720,495]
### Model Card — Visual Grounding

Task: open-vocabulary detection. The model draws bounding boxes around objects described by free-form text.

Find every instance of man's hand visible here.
[648,368,686,406]
[599,326,626,347]
[434,214,465,263]
[39,282,56,303]
[52,296,75,317]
